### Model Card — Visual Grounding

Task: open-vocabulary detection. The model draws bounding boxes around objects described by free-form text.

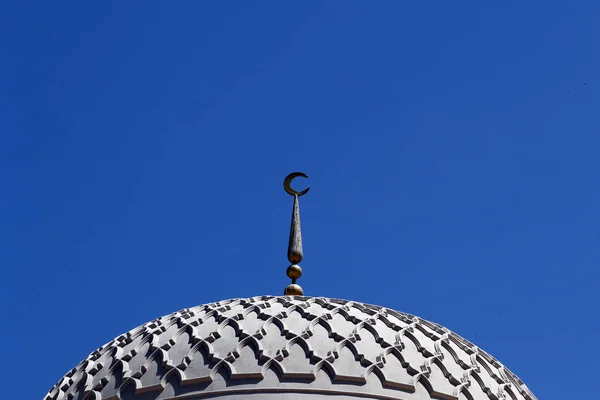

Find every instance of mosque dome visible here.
[46,296,536,400]
[45,174,537,399]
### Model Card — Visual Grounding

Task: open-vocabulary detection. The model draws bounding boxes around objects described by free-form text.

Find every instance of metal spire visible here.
[283,172,309,296]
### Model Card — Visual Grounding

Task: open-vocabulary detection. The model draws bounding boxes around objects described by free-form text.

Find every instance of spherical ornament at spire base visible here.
[284,283,304,296]
[286,264,302,280]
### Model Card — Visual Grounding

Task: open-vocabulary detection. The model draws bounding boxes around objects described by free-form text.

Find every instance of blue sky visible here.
[1,2,599,399]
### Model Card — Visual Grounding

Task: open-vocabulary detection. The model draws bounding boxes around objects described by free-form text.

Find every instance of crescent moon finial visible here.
[284,172,310,197]
[283,172,309,296]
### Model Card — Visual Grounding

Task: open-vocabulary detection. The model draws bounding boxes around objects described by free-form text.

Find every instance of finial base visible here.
[284,283,304,296]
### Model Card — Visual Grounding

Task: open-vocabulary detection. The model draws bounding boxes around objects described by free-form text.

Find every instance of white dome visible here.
[46,296,536,400]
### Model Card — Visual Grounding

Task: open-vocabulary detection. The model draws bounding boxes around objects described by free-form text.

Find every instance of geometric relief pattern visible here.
[45,296,537,400]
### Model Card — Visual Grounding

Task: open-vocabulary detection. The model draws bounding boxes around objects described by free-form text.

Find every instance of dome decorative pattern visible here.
[46,296,536,400]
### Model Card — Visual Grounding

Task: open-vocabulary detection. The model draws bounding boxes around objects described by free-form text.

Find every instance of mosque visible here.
[45,173,537,400]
